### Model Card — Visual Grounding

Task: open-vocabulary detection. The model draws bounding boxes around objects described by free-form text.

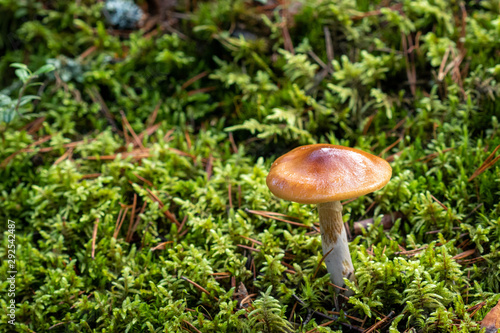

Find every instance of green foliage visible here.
[0,62,55,122]
[1,0,500,332]
[249,286,293,333]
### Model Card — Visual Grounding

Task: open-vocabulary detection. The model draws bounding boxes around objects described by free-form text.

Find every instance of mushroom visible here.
[266,144,392,294]
[481,299,500,333]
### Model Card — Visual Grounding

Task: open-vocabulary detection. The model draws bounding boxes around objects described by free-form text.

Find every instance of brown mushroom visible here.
[481,299,500,333]
[266,144,392,294]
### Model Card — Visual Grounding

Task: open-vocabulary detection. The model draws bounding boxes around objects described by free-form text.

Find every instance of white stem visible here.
[317,201,355,295]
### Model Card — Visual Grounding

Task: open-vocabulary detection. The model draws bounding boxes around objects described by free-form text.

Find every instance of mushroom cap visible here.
[266,144,392,204]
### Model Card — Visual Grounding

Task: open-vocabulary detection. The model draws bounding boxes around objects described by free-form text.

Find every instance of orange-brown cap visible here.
[266,144,392,204]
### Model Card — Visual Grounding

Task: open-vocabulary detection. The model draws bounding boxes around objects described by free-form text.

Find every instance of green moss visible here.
[1,0,500,332]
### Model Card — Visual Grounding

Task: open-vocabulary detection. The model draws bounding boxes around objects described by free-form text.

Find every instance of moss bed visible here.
[1,0,500,332]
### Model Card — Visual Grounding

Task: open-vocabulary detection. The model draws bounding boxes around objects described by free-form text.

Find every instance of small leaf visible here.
[34,64,56,76]
[19,95,40,106]
[10,62,29,70]
[15,68,30,83]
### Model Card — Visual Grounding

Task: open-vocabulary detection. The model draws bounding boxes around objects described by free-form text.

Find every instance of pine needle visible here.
[469,144,500,181]
[91,218,99,259]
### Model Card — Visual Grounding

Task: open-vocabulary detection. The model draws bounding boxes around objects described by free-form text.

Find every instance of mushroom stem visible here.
[317,201,355,295]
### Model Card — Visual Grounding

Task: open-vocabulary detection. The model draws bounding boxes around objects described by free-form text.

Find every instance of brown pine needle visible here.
[452,249,476,260]
[395,245,428,256]
[239,235,263,245]
[125,194,137,242]
[256,212,311,228]
[245,209,300,219]
[328,311,365,323]
[146,101,161,128]
[167,147,197,160]
[145,188,181,227]
[181,71,208,90]
[281,11,294,54]
[130,202,147,239]
[179,228,189,238]
[87,149,151,160]
[467,301,485,313]
[187,86,216,96]
[281,261,295,270]
[91,218,100,259]
[386,150,405,163]
[181,276,218,301]
[351,3,402,20]
[437,46,452,81]
[402,32,417,96]
[240,294,257,306]
[206,154,213,180]
[324,27,334,66]
[289,301,298,321]
[342,197,359,205]
[163,128,175,142]
[364,201,377,216]
[237,244,261,252]
[122,117,130,145]
[306,318,338,333]
[184,130,192,150]
[251,258,257,280]
[24,139,96,153]
[364,311,395,333]
[386,234,406,252]
[54,147,74,165]
[229,132,238,153]
[458,256,485,264]
[48,321,73,330]
[132,173,155,187]
[417,147,454,163]
[468,302,486,318]
[327,282,349,291]
[245,209,312,228]
[238,185,242,207]
[469,144,500,181]
[137,123,161,142]
[182,320,202,333]
[21,116,46,135]
[378,136,402,157]
[113,206,129,239]
[115,208,123,231]
[78,45,97,60]
[313,247,335,278]
[430,194,448,210]
[178,215,188,234]
[81,173,101,179]
[150,241,173,251]
[87,87,120,133]
[389,118,407,133]
[362,115,375,135]
[120,110,146,151]
[1,134,53,167]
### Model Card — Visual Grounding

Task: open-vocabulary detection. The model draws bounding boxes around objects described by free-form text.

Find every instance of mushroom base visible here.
[318,201,355,295]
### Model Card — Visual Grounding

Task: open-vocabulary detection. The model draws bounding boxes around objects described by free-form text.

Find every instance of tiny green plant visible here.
[0,62,55,122]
